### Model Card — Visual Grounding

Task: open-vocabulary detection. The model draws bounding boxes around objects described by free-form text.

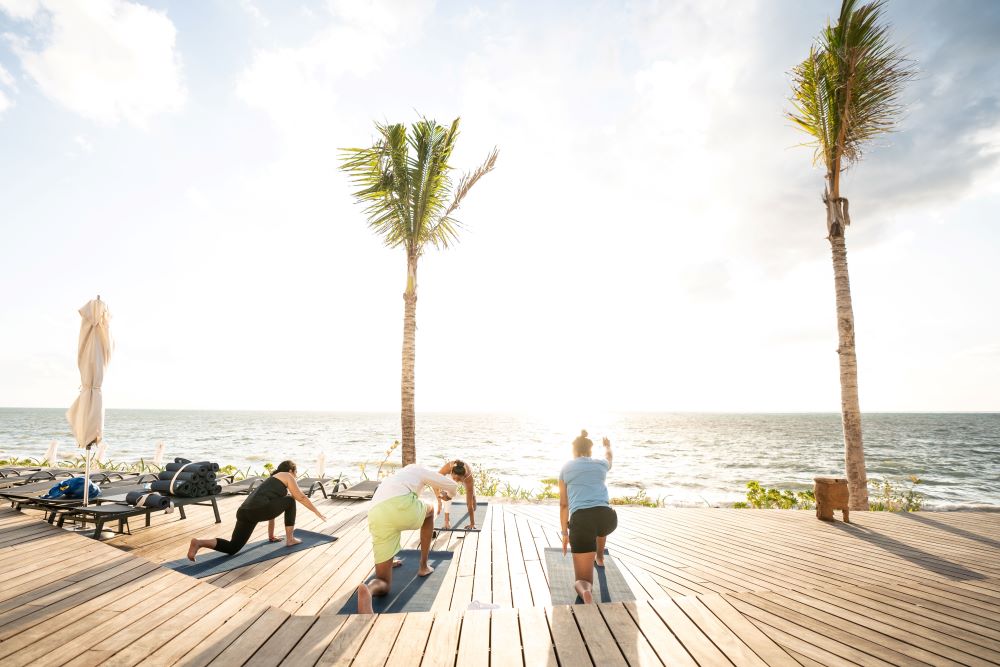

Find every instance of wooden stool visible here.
[814,477,850,523]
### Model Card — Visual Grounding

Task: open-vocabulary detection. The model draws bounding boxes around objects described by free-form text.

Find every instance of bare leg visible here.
[418,504,434,576]
[285,524,301,547]
[572,551,596,604]
[187,537,217,562]
[268,519,281,542]
[357,558,395,614]
[595,536,607,566]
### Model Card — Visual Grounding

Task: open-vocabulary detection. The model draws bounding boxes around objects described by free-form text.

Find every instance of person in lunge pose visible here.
[356,464,458,614]
[436,458,477,530]
[559,430,617,604]
[186,460,326,561]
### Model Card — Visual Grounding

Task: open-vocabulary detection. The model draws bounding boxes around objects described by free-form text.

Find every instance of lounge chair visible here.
[219,476,263,496]
[58,490,223,539]
[331,479,380,500]
[0,469,78,490]
[8,474,159,522]
[297,473,347,499]
[0,466,42,478]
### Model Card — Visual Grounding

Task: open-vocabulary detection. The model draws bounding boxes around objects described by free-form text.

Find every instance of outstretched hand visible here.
[314,510,327,521]
[602,437,611,448]
[561,531,569,556]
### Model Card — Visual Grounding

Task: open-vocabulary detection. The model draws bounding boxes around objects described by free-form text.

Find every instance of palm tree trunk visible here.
[828,224,869,510]
[400,255,418,467]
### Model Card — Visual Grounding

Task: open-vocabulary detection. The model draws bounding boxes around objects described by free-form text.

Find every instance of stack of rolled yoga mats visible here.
[149,458,223,498]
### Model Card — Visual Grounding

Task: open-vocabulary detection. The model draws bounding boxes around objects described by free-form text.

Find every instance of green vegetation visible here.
[869,475,924,512]
[610,489,666,508]
[734,476,925,511]
[733,481,816,510]
[339,118,497,468]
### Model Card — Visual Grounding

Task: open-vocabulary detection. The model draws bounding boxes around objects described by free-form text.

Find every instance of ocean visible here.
[1,408,997,509]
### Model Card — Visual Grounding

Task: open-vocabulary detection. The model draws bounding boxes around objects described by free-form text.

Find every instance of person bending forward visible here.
[187,460,326,561]
[437,459,477,530]
[356,464,457,614]
[559,430,618,604]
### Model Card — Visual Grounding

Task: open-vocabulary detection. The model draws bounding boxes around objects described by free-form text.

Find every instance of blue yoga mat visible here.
[434,501,487,531]
[163,530,338,578]
[544,547,634,605]
[339,549,453,614]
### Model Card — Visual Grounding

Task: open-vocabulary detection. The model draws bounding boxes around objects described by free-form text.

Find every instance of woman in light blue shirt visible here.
[558,429,617,603]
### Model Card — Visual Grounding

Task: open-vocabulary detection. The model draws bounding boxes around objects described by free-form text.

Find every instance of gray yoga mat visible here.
[544,547,635,605]
[434,501,487,531]
[339,550,453,615]
[163,530,338,578]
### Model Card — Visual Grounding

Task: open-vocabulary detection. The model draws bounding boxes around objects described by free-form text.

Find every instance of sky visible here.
[0,0,998,414]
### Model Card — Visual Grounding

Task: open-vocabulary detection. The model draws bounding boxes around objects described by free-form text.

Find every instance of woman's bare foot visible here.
[269,536,283,543]
[580,589,594,604]
[392,558,404,568]
[595,555,605,567]
[356,584,374,614]
[417,563,435,577]
[286,536,302,547]
[575,581,594,604]
[187,538,199,562]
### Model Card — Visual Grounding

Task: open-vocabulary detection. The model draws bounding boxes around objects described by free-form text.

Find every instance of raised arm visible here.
[438,461,453,476]
[602,437,613,469]
[276,472,326,521]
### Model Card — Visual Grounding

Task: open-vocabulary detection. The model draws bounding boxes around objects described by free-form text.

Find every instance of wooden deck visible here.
[0,493,998,666]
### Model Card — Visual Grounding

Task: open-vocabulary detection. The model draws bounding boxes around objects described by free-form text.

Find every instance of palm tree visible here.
[788,0,915,510]
[340,118,497,466]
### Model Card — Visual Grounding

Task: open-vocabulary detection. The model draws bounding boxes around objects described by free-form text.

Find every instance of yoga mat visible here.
[544,548,635,605]
[125,491,170,509]
[339,550,453,615]
[434,501,487,531]
[163,530,338,578]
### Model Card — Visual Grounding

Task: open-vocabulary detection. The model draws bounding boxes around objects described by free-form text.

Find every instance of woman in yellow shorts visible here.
[357,463,457,613]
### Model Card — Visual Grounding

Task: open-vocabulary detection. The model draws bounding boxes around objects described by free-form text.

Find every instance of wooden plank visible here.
[351,612,406,667]
[244,615,317,666]
[315,614,377,667]
[456,609,490,667]
[207,606,292,667]
[699,593,801,667]
[673,595,770,667]
[279,614,349,667]
[596,602,664,667]
[546,605,592,666]
[518,605,557,667]
[648,597,733,665]
[490,608,524,667]
[572,603,628,666]
[623,600,698,667]
[385,611,435,667]
[420,610,463,667]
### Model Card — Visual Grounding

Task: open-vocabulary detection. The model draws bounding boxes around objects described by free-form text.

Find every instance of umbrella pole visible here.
[83,442,93,508]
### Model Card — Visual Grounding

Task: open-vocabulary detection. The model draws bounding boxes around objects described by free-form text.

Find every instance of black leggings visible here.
[213,496,296,555]
[569,506,617,553]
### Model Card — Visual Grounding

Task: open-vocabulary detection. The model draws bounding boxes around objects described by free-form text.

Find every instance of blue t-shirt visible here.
[559,457,611,516]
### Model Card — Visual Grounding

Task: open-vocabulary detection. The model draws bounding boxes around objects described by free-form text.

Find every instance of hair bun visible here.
[580,429,588,438]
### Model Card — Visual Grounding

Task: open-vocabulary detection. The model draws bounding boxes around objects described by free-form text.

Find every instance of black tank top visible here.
[242,475,289,510]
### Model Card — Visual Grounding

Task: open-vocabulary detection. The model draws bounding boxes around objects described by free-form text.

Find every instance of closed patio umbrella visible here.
[66,296,113,508]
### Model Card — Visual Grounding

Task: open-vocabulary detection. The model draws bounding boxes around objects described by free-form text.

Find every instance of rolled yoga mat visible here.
[150,479,210,497]
[434,501,488,531]
[543,547,635,605]
[163,530,338,578]
[338,550,454,615]
[156,470,216,483]
[124,491,170,509]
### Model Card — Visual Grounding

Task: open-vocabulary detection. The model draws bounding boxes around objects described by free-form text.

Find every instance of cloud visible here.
[1,0,185,126]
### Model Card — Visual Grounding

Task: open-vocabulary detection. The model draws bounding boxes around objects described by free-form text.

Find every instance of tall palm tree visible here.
[788,0,914,510]
[340,118,497,466]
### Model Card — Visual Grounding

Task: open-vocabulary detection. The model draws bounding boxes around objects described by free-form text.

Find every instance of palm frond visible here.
[787,0,915,174]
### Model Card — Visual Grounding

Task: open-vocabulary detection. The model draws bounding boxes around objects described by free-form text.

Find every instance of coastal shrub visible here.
[610,488,665,508]
[869,475,924,512]
[733,481,815,510]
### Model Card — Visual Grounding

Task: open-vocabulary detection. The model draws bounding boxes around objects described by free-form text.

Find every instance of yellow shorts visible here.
[367,492,427,564]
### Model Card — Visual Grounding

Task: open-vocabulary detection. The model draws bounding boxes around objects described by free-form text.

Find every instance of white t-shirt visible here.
[370,464,458,508]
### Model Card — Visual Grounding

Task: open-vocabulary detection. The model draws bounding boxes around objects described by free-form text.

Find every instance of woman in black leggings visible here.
[186,460,327,561]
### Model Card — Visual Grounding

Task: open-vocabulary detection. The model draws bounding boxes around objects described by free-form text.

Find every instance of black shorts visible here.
[568,506,618,553]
